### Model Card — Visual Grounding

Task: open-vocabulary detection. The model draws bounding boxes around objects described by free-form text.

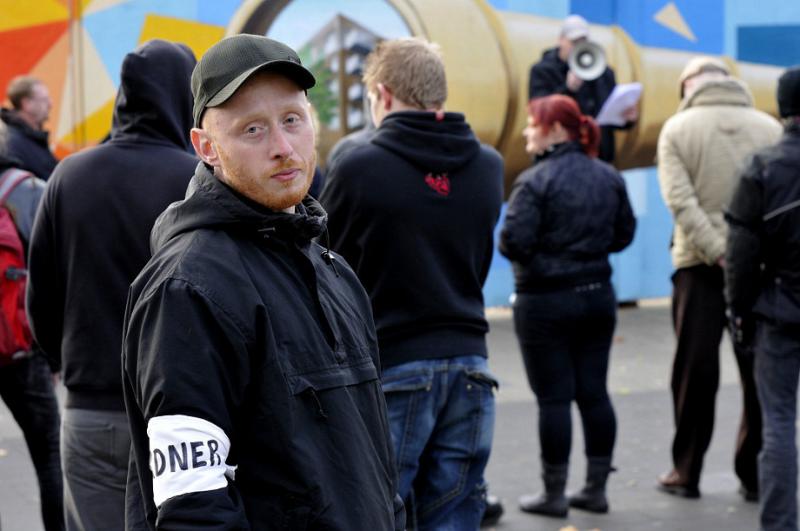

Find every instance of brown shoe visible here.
[656,470,700,499]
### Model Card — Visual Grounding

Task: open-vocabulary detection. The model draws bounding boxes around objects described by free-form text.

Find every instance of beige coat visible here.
[657,79,782,269]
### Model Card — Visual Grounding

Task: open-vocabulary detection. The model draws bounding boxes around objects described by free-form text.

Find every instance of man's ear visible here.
[377,83,393,112]
[190,128,219,167]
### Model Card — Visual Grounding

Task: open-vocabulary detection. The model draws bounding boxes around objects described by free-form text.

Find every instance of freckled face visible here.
[196,72,316,211]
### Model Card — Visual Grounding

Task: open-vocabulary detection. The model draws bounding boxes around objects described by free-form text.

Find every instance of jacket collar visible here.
[679,78,753,112]
[534,141,582,164]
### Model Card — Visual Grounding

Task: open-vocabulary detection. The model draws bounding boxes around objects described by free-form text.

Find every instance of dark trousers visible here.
[513,283,617,465]
[670,265,760,489]
[0,354,64,531]
[755,321,800,531]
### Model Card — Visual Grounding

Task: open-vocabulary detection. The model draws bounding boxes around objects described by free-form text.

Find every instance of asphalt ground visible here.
[0,300,778,530]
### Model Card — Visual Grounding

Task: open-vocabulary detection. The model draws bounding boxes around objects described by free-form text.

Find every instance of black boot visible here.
[519,462,569,518]
[568,456,614,513]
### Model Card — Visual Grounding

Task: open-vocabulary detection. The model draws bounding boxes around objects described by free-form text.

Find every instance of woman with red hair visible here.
[500,94,636,518]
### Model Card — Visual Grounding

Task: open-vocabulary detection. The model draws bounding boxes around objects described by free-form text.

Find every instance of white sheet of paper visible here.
[595,82,643,126]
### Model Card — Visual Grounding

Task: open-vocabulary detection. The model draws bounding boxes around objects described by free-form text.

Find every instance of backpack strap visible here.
[0,169,34,205]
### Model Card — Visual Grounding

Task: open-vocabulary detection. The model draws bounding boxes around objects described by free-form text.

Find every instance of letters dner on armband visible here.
[147,414,235,506]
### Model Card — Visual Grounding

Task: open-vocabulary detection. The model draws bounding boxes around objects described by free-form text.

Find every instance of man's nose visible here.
[269,128,293,159]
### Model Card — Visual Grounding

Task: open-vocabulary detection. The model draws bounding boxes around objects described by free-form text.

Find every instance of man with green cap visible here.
[122,34,404,530]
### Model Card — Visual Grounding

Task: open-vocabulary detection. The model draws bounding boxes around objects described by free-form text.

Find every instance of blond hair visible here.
[6,76,42,110]
[363,37,447,110]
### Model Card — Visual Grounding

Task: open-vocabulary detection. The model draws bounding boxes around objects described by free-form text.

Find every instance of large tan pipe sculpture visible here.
[230,0,783,190]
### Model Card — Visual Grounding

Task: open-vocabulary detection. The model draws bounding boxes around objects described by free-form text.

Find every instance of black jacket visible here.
[320,111,504,369]
[0,108,58,180]
[26,40,198,410]
[123,163,403,530]
[500,142,635,292]
[725,120,800,324]
[529,47,621,163]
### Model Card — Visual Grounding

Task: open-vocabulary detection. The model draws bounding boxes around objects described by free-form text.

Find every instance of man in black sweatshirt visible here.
[26,40,198,530]
[321,37,504,529]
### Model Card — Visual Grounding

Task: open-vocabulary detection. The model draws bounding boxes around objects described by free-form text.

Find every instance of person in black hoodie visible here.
[26,40,198,530]
[725,66,800,531]
[121,35,404,530]
[1,76,59,179]
[500,95,635,518]
[528,15,637,163]
[0,120,62,531]
[321,37,504,530]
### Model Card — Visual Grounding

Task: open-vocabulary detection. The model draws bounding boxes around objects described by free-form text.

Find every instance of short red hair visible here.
[528,95,600,158]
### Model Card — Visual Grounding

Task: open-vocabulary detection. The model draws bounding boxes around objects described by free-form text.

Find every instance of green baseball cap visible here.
[191,34,316,128]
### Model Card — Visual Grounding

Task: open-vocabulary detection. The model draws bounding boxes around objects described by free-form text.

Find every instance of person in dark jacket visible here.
[1,76,58,179]
[725,65,800,531]
[528,15,637,163]
[321,37,503,530]
[0,120,62,531]
[121,35,404,530]
[26,40,198,530]
[500,94,636,518]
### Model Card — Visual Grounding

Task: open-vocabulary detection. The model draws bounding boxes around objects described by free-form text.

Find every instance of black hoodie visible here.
[320,111,504,368]
[123,164,403,530]
[26,40,198,410]
[0,107,59,180]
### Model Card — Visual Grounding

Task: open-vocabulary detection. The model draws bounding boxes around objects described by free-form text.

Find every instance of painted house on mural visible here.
[2,0,799,305]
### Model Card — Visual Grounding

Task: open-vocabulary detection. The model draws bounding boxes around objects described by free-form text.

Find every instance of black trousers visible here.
[670,265,761,489]
[0,354,64,531]
[513,283,617,465]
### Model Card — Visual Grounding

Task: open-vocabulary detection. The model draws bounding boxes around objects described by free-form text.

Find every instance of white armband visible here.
[147,415,235,507]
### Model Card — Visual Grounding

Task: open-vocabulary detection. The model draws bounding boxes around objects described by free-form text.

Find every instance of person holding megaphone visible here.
[529,14,638,163]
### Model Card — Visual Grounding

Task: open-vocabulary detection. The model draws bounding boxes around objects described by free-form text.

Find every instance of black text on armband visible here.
[152,440,222,476]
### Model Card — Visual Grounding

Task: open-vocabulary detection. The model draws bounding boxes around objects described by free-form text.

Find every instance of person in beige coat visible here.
[656,56,782,500]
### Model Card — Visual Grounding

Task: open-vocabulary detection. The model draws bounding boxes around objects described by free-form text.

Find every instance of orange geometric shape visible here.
[0,21,68,100]
[0,0,68,32]
[30,29,71,145]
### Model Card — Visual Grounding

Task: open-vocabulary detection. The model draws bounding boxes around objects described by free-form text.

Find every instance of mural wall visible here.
[2,0,799,304]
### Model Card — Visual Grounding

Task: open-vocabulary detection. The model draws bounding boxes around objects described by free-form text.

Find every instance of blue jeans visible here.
[0,354,64,531]
[381,355,496,531]
[755,321,800,531]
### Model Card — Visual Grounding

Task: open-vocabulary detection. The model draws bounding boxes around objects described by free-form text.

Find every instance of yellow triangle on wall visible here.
[138,15,226,61]
[654,2,697,42]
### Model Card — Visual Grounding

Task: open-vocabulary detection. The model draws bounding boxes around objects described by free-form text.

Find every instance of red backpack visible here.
[0,168,34,366]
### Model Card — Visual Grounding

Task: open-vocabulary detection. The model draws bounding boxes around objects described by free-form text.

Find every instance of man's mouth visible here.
[272,168,301,182]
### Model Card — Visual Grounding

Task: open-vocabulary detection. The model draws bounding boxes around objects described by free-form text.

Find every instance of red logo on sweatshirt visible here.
[424,173,450,196]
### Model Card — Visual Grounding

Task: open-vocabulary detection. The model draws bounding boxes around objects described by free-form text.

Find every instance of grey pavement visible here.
[0,301,773,530]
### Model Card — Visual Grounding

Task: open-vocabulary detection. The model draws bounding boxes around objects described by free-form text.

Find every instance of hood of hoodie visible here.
[679,78,753,112]
[151,162,327,253]
[110,39,196,150]
[371,111,481,174]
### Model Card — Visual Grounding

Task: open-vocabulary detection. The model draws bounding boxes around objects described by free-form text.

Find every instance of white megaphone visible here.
[568,40,607,81]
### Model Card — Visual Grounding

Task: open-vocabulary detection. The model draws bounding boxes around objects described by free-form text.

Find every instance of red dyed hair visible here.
[528,95,600,158]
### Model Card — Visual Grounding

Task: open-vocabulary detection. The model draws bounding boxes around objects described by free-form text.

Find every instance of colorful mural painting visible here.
[1,0,799,305]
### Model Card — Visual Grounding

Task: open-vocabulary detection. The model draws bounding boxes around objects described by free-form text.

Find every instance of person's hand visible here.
[566,71,584,92]
[52,371,61,387]
[622,104,639,123]
[717,256,726,268]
